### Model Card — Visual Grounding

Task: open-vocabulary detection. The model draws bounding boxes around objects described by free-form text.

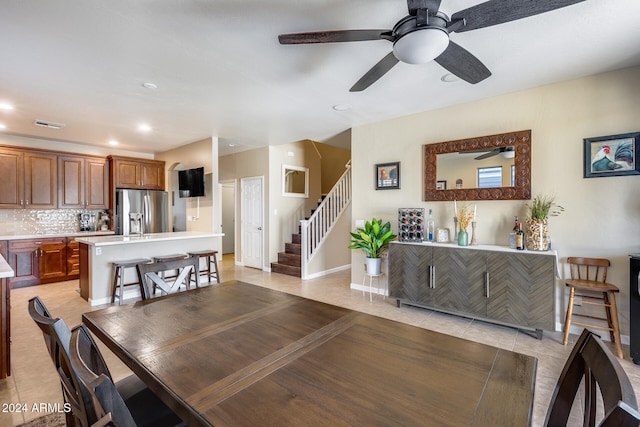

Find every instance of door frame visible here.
[219,179,237,259]
[240,176,265,270]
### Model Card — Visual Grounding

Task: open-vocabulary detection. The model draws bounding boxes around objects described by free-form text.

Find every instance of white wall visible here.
[351,66,640,336]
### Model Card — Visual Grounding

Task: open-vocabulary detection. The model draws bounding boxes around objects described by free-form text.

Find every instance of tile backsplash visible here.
[0,209,105,235]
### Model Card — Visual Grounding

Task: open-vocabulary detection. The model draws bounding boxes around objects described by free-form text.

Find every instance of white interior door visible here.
[241,177,263,269]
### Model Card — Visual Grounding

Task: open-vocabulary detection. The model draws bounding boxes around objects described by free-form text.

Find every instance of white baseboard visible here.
[304,264,351,280]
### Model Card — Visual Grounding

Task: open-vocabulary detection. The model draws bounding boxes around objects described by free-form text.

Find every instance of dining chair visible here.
[544,329,640,426]
[28,296,93,426]
[69,324,183,427]
[28,296,181,427]
[137,256,200,299]
[563,257,623,358]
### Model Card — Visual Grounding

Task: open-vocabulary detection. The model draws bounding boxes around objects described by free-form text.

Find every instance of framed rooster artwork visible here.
[583,132,640,178]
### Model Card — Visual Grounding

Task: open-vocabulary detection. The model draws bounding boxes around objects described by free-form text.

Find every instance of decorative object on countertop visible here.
[455,202,475,247]
[452,216,458,242]
[509,216,520,249]
[375,162,400,190]
[349,218,397,275]
[436,228,450,243]
[470,221,477,245]
[426,209,435,242]
[526,194,564,251]
[583,131,640,178]
[398,208,424,242]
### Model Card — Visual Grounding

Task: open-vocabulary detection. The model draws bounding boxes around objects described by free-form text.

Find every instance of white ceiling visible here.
[1,1,639,157]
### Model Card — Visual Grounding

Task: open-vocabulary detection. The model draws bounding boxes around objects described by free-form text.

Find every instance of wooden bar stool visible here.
[111,258,151,304]
[563,257,623,358]
[187,250,220,284]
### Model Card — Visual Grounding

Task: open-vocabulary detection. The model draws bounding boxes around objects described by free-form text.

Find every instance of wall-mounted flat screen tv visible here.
[178,167,205,198]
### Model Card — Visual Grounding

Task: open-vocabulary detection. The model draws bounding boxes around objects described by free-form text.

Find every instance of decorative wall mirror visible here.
[423,130,531,201]
[282,164,309,198]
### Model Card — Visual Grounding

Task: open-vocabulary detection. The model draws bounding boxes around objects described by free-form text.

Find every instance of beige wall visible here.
[155,137,215,234]
[268,140,322,264]
[351,66,640,336]
[315,141,351,193]
[0,133,153,159]
[219,146,270,268]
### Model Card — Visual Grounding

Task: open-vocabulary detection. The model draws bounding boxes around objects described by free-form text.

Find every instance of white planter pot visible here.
[366,257,382,275]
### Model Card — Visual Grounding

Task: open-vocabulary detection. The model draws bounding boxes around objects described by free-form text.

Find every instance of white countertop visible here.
[76,231,224,246]
[0,255,14,278]
[0,231,115,241]
[391,240,558,256]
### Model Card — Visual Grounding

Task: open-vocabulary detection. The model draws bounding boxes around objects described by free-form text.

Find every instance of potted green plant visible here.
[349,218,397,275]
[526,194,564,251]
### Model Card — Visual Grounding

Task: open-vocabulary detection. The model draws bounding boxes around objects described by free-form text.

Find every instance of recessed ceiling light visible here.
[0,124,6,130]
[228,143,236,147]
[332,104,351,111]
[440,73,460,83]
[109,140,119,146]
[142,82,158,90]
[138,124,152,132]
[0,103,14,111]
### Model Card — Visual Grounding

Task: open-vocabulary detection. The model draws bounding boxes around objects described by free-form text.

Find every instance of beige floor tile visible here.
[2,253,639,426]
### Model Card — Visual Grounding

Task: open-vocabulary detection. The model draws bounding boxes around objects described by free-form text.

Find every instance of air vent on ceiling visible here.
[34,120,65,129]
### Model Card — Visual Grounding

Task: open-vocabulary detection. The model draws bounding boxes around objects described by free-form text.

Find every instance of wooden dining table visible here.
[82,280,537,426]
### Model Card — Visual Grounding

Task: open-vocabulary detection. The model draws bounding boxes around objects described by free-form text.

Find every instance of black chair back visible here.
[545,329,640,426]
[69,324,137,427]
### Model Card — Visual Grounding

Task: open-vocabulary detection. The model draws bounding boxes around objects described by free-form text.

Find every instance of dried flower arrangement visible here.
[456,203,475,231]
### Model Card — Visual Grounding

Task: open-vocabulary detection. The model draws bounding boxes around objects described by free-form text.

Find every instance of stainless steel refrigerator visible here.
[115,189,168,235]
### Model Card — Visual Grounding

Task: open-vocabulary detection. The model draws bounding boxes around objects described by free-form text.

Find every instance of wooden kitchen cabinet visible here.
[0,147,57,209]
[7,238,67,288]
[66,238,80,278]
[389,242,555,336]
[109,156,165,190]
[58,155,109,209]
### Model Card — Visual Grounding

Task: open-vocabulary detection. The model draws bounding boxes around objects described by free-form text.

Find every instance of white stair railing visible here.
[300,161,351,279]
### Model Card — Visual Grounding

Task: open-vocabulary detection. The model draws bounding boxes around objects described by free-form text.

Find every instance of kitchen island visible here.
[76,231,223,306]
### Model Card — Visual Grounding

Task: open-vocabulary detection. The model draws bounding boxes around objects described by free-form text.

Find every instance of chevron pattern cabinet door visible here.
[485,252,555,330]
[388,243,432,304]
[432,247,487,316]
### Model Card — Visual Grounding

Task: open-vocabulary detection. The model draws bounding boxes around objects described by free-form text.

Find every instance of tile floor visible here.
[2,255,639,426]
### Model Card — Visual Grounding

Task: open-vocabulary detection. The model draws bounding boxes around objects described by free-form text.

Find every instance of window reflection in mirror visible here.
[282,164,309,198]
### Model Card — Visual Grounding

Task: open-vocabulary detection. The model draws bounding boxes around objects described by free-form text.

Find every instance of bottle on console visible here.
[516,223,525,250]
[426,209,435,242]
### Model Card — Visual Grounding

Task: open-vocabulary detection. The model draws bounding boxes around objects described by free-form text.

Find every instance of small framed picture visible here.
[436,228,450,243]
[436,180,447,190]
[375,162,400,190]
[583,132,640,178]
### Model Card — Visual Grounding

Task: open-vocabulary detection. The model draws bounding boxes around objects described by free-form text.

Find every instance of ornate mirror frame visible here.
[423,129,531,201]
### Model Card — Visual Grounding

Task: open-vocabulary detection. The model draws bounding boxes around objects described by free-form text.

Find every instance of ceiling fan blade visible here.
[350,52,399,92]
[407,0,441,15]
[475,149,500,160]
[434,41,491,84]
[278,30,392,45]
[451,0,586,33]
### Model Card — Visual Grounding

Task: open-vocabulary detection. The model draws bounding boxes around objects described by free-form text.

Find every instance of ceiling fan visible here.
[474,146,514,160]
[278,0,586,92]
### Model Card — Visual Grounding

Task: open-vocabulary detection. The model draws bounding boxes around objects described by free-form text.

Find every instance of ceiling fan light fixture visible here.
[501,150,515,159]
[393,27,449,64]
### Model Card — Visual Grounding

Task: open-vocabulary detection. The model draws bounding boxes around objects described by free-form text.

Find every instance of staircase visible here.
[271,162,351,278]
[270,228,303,277]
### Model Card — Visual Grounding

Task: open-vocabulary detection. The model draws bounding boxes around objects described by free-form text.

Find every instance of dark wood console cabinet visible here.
[389,242,556,338]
